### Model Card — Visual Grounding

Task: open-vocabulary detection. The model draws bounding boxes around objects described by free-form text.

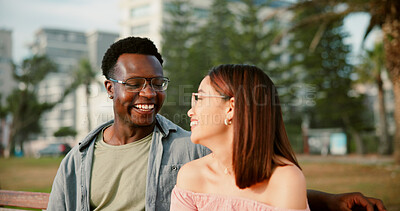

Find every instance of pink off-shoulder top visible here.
[170,186,310,211]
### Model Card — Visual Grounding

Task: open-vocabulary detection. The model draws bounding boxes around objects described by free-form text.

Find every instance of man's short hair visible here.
[101,36,163,79]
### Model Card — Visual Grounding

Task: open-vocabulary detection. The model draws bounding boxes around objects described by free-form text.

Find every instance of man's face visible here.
[105,53,165,127]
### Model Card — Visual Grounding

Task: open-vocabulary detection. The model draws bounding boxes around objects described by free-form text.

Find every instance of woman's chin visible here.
[190,135,201,145]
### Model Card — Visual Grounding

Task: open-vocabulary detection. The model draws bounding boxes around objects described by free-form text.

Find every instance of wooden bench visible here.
[0,190,49,210]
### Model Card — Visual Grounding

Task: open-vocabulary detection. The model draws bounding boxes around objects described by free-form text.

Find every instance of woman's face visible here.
[187,76,230,145]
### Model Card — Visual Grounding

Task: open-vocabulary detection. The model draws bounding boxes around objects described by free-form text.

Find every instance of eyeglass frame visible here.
[108,77,170,92]
[191,93,229,107]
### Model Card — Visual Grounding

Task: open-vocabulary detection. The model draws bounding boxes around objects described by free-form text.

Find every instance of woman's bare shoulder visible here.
[266,159,308,209]
[176,155,210,192]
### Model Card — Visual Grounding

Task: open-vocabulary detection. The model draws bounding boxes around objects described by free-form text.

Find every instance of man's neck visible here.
[103,120,155,145]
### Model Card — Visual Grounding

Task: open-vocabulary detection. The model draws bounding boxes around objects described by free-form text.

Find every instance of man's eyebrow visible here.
[198,89,205,93]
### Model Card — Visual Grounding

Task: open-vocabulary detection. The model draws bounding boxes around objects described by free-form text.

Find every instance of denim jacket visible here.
[47,114,209,211]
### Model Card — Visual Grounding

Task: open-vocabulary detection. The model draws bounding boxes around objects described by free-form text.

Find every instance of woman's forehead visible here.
[199,76,211,90]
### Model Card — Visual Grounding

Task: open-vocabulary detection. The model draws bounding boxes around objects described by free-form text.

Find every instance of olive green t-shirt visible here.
[90,125,152,211]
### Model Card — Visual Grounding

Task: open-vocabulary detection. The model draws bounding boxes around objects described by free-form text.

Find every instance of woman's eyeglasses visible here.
[191,93,228,107]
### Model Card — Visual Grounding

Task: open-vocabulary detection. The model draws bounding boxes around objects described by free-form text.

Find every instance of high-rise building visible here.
[81,30,118,139]
[0,28,14,153]
[0,29,14,105]
[30,28,87,140]
[30,28,118,143]
[86,30,119,68]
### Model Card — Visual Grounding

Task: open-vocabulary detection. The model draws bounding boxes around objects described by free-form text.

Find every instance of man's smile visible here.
[132,103,156,113]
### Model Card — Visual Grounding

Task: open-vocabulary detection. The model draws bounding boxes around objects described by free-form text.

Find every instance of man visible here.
[47,36,386,211]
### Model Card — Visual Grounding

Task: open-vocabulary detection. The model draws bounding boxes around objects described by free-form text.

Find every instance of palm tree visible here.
[71,58,98,131]
[357,42,390,154]
[285,0,400,163]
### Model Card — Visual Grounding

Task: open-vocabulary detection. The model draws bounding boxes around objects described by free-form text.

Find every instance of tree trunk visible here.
[342,115,365,154]
[382,2,400,163]
[4,138,14,158]
[377,73,390,154]
[392,79,400,163]
[86,85,92,132]
[7,120,17,157]
[352,130,365,155]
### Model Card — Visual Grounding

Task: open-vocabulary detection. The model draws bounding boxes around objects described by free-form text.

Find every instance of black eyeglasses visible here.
[109,77,170,92]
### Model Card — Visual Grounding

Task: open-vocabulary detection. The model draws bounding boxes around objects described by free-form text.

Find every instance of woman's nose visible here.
[187,107,194,117]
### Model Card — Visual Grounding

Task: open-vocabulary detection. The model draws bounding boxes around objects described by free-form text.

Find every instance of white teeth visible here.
[135,104,154,110]
[190,121,198,127]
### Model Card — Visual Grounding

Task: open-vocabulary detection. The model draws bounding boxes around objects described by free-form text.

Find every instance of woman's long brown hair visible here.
[208,64,300,189]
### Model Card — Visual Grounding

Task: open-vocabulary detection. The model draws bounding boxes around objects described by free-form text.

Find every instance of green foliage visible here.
[161,0,378,156]
[12,55,57,88]
[289,0,400,161]
[160,0,285,129]
[4,55,59,156]
[285,5,375,153]
[200,0,236,65]
[356,42,391,154]
[161,0,211,129]
[356,42,385,83]
[70,58,98,89]
[0,94,6,118]
[53,127,77,137]
[231,0,280,70]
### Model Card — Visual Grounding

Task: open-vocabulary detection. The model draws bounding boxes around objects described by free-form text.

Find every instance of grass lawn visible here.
[299,155,400,210]
[0,155,399,210]
[0,157,63,193]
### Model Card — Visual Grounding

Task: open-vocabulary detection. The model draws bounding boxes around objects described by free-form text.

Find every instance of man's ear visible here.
[226,97,235,121]
[104,80,114,97]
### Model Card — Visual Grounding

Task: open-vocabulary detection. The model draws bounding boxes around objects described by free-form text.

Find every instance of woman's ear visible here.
[226,97,235,121]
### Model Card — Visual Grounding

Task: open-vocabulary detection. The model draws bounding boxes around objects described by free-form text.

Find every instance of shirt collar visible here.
[79,114,178,151]
[154,114,178,138]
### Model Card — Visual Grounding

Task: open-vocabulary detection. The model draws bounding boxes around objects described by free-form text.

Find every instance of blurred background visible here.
[0,0,399,209]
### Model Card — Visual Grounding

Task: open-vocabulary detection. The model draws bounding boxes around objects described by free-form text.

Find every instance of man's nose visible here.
[139,82,156,98]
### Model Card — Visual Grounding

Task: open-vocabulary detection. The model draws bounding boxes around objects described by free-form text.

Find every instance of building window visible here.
[130,5,150,18]
[131,24,150,35]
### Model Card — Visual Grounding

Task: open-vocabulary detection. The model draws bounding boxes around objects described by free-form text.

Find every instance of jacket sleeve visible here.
[46,146,81,211]
[47,160,67,211]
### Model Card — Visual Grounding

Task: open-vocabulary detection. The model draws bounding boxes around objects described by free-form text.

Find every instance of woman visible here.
[170,64,310,211]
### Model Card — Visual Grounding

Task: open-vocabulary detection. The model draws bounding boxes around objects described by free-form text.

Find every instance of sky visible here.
[0,0,378,64]
[0,0,120,63]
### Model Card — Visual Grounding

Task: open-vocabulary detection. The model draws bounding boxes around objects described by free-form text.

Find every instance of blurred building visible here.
[86,30,120,68]
[30,28,87,141]
[0,28,15,155]
[0,29,15,105]
[30,28,118,144]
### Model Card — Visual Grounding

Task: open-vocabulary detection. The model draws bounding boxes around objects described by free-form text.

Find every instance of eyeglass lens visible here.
[191,94,197,107]
[125,78,168,92]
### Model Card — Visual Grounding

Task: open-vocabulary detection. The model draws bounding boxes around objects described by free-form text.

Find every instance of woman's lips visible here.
[190,120,198,128]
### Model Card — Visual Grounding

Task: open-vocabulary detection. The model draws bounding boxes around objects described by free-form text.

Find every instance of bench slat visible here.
[0,190,49,209]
